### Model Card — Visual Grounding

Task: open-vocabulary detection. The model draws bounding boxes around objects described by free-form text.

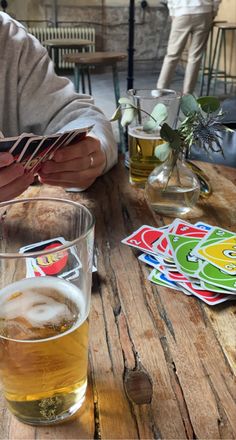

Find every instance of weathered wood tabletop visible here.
[0,158,236,439]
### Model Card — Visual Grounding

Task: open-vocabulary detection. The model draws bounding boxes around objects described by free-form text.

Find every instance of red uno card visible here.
[178,281,231,305]
[172,219,208,239]
[122,225,165,254]
[19,237,81,280]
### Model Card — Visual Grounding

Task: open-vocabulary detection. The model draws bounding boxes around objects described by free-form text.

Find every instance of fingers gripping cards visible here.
[0,125,94,174]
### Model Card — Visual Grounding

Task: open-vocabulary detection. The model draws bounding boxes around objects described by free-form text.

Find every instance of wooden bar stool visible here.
[63,51,127,152]
[206,23,236,95]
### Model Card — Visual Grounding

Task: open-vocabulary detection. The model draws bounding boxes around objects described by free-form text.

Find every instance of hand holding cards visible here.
[0,125,93,174]
[122,219,236,306]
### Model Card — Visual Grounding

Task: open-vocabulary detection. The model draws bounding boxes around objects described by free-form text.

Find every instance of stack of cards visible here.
[122,219,236,306]
[0,125,93,174]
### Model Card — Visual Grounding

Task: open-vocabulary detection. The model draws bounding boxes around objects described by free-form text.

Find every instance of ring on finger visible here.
[89,154,94,168]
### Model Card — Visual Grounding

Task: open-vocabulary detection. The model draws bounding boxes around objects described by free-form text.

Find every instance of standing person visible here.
[157,0,221,94]
[0,12,117,202]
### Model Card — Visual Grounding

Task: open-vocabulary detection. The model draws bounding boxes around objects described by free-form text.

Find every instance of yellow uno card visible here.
[197,235,236,274]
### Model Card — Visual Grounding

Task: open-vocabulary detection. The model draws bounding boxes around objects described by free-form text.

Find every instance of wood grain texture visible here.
[0,159,235,439]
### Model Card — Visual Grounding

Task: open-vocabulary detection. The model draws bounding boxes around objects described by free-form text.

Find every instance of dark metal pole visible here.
[127,0,135,90]
[0,0,8,12]
[52,0,58,27]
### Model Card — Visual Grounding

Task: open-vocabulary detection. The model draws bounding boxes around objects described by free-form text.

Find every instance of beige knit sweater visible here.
[0,12,117,173]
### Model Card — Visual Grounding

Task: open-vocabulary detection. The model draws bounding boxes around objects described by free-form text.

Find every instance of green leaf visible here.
[143,103,168,132]
[110,106,122,122]
[197,96,220,113]
[119,97,134,106]
[154,142,171,161]
[160,123,174,141]
[121,107,136,127]
[180,95,200,116]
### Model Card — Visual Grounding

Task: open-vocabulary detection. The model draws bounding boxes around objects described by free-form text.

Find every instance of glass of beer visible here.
[127,89,180,187]
[0,197,94,426]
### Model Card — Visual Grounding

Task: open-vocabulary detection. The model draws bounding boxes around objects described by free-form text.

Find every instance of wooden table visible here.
[0,159,236,439]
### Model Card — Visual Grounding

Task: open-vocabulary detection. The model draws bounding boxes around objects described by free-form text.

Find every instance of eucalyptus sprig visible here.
[111,94,229,164]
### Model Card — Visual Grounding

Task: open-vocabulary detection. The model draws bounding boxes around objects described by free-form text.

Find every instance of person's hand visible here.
[0,153,34,202]
[38,135,106,189]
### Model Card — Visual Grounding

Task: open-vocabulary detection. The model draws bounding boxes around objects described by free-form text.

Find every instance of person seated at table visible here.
[0,12,117,202]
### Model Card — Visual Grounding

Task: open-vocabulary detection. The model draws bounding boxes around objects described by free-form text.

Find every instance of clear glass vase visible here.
[145,154,200,216]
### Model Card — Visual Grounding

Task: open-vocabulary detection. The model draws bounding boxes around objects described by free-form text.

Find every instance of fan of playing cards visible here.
[0,125,93,174]
[122,219,236,306]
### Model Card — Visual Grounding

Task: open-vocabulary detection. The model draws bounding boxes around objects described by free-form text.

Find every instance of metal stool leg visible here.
[207,27,220,94]
[112,64,126,152]
[213,29,223,95]
[87,66,92,95]
[74,64,80,93]
[81,69,86,94]
[223,29,227,94]
[200,24,214,95]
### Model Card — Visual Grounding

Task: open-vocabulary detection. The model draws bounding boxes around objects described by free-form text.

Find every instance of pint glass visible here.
[127,89,180,187]
[0,197,94,425]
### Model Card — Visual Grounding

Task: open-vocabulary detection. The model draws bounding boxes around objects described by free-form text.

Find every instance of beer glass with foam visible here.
[0,197,94,425]
[127,89,180,187]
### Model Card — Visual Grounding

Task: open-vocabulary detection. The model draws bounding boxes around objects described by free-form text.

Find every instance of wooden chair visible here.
[63,51,127,152]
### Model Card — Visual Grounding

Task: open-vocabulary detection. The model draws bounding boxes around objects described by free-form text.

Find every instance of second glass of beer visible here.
[127,88,180,187]
[0,197,94,426]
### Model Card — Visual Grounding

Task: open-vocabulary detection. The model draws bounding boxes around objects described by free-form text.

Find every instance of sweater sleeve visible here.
[16,27,117,173]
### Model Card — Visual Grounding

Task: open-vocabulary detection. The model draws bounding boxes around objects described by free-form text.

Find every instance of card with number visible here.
[197,235,236,274]
[197,260,236,292]
[122,225,165,254]
[167,234,202,278]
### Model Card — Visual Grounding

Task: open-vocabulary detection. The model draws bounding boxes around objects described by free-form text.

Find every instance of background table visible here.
[43,38,95,73]
[0,159,236,439]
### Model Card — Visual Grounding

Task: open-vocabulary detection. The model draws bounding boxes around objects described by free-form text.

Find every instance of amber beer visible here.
[0,276,89,425]
[128,125,165,187]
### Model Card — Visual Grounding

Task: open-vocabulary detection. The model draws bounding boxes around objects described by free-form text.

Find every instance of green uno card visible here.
[197,261,236,292]
[201,280,235,294]
[167,234,201,278]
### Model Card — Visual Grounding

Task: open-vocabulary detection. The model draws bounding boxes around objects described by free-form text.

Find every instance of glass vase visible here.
[145,154,200,216]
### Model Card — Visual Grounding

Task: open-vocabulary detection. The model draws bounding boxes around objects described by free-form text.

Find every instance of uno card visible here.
[167,234,202,278]
[122,225,165,255]
[193,227,234,257]
[194,221,213,232]
[197,235,236,274]
[16,136,44,166]
[200,280,236,294]
[178,281,231,305]
[151,224,174,258]
[197,261,236,292]
[45,125,93,161]
[138,253,162,269]
[148,269,180,291]
[159,266,189,282]
[19,237,82,279]
[33,131,73,169]
[172,218,208,239]
[0,136,21,152]
[24,134,60,172]
[154,219,208,260]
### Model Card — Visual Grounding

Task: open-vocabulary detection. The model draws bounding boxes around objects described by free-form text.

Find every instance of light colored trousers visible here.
[157,13,213,94]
